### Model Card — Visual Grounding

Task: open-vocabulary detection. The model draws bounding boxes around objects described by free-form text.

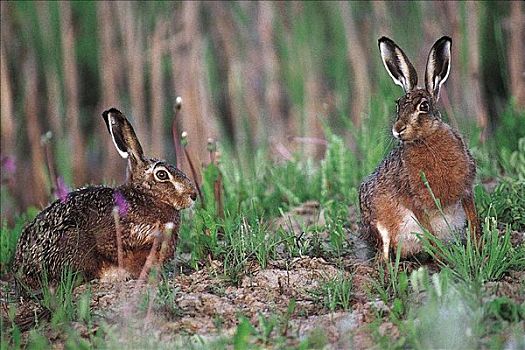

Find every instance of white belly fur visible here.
[396,202,466,256]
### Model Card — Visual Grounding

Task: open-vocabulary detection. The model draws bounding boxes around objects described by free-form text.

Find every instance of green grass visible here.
[0,208,38,275]
[370,243,412,326]
[477,178,525,231]
[421,218,525,284]
[203,298,326,350]
[220,210,277,285]
[310,272,352,312]
[1,268,96,350]
[371,264,525,349]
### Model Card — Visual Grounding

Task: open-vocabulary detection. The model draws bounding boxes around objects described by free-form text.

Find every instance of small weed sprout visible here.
[323,200,351,257]
[1,212,37,274]
[373,242,409,306]
[35,267,92,331]
[311,272,352,312]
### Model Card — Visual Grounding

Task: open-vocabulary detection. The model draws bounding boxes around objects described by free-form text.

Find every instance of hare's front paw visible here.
[99,266,133,283]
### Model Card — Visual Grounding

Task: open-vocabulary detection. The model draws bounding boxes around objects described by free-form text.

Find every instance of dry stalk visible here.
[0,38,15,155]
[181,132,204,205]
[274,143,293,161]
[212,144,224,219]
[119,1,147,145]
[207,138,224,218]
[466,1,489,143]
[207,138,216,165]
[143,285,156,330]
[123,223,162,325]
[150,20,168,157]
[214,171,224,219]
[137,224,161,283]
[36,2,63,139]
[291,136,329,146]
[509,1,525,108]
[97,1,122,180]
[59,1,85,185]
[142,228,169,329]
[171,96,183,168]
[23,53,48,205]
[112,208,124,270]
[41,132,58,198]
[141,223,173,329]
[258,1,285,143]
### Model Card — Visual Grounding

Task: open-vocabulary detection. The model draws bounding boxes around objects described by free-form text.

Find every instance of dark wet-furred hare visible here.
[359,36,480,260]
[14,108,197,292]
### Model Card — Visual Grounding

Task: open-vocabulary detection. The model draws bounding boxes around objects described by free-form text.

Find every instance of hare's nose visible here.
[190,191,197,201]
[393,123,407,139]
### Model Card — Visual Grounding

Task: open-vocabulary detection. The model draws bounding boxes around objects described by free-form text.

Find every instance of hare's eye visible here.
[419,101,429,112]
[155,170,169,181]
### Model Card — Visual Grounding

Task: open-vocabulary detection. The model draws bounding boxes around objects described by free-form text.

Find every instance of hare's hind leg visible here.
[461,193,481,246]
[372,194,403,261]
[376,222,391,261]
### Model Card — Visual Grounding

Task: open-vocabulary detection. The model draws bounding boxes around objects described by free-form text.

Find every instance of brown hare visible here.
[14,108,197,292]
[359,36,480,260]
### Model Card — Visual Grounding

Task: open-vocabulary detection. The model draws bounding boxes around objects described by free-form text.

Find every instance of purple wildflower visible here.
[1,156,16,175]
[113,190,129,217]
[55,176,70,203]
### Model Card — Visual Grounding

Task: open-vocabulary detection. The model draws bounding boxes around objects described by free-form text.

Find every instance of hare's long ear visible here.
[102,108,146,171]
[378,37,418,92]
[425,36,451,102]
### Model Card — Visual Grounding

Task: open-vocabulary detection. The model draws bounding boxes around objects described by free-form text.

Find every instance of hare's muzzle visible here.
[392,121,409,140]
[178,186,197,209]
[173,191,196,210]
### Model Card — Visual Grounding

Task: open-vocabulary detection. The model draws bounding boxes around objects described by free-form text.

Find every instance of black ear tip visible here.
[378,36,391,45]
[437,36,452,46]
[102,107,122,118]
[102,108,123,132]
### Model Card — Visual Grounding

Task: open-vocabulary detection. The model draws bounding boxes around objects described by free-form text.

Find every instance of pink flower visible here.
[55,176,70,202]
[113,191,129,217]
[1,156,16,175]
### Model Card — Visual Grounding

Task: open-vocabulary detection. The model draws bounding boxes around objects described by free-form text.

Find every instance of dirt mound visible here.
[67,256,376,347]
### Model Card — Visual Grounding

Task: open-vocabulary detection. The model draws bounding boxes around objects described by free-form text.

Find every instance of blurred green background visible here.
[1,1,524,219]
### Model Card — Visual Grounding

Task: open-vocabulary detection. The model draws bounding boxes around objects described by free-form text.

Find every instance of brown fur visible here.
[360,118,478,255]
[13,109,197,292]
[360,37,479,260]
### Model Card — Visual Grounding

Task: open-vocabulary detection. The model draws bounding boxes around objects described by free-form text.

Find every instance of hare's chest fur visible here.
[403,130,471,208]
[129,222,158,245]
[394,201,466,256]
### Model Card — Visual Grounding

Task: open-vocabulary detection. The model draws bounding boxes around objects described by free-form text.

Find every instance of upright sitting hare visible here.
[359,36,480,260]
[14,108,197,291]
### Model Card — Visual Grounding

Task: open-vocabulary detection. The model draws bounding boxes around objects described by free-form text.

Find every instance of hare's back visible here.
[359,147,405,237]
[360,147,404,199]
[14,186,115,269]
